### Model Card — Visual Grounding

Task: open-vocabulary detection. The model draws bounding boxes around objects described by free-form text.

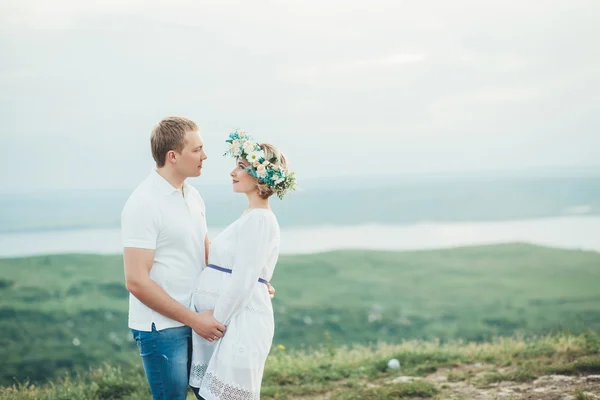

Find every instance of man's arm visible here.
[123,247,226,341]
[204,234,210,266]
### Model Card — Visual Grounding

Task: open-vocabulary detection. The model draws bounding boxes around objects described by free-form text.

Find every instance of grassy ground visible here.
[1,243,599,385]
[2,332,599,399]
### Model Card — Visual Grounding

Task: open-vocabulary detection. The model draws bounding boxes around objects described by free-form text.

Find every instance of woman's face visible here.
[230,158,257,195]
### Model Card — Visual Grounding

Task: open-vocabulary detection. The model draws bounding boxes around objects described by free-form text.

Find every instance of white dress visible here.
[190,209,280,400]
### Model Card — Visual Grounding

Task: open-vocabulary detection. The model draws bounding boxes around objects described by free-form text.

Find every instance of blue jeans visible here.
[132,323,192,400]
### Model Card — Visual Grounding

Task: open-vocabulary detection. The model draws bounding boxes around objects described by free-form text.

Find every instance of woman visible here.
[189,130,297,400]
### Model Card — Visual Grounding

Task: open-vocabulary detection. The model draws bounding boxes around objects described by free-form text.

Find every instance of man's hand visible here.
[189,310,226,342]
[267,283,276,300]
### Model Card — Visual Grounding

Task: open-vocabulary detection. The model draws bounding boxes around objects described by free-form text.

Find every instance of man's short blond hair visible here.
[150,117,199,167]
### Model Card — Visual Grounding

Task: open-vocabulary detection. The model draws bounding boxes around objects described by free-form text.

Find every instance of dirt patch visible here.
[426,365,600,400]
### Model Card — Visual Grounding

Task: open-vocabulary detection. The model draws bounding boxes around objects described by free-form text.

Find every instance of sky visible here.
[1,0,599,193]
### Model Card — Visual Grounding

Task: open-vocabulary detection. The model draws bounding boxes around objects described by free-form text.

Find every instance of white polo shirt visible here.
[121,170,208,331]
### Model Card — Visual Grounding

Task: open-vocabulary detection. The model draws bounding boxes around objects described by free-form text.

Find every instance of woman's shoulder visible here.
[238,209,279,231]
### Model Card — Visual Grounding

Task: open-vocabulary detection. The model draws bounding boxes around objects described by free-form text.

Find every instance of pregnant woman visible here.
[189,130,296,400]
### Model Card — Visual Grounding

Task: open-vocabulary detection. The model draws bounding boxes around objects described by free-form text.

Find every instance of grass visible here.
[332,381,439,399]
[1,244,600,385]
[574,387,595,400]
[2,332,600,399]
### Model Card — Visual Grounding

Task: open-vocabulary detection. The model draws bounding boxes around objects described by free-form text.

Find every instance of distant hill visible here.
[1,174,600,233]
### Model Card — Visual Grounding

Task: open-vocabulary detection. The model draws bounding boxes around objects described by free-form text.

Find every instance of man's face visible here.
[175,130,207,178]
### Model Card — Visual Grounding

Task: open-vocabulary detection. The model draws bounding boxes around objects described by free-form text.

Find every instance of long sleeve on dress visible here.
[213,212,274,325]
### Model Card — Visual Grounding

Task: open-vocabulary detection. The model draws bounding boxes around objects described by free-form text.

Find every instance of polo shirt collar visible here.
[151,169,184,196]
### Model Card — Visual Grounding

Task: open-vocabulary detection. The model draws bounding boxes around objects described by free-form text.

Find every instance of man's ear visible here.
[167,150,177,163]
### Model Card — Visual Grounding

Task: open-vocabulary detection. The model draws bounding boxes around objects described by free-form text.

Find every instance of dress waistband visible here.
[206,264,268,285]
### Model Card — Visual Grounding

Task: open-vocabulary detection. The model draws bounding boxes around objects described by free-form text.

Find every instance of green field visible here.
[1,244,599,386]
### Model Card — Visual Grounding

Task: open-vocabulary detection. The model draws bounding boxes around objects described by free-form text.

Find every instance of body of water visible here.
[0,216,599,258]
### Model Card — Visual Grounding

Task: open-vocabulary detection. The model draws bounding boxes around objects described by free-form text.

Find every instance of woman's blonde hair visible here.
[255,143,289,199]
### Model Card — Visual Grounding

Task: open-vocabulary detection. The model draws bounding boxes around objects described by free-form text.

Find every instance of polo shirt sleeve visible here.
[121,195,159,250]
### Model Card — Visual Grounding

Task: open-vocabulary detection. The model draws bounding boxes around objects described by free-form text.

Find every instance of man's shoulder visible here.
[123,177,157,212]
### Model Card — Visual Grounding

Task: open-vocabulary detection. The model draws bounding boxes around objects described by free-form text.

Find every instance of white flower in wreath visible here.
[242,140,256,155]
[256,164,268,178]
[231,139,242,156]
[246,150,264,164]
[274,176,285,185]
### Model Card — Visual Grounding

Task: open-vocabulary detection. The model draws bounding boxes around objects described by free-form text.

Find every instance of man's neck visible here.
[156,167,185,192]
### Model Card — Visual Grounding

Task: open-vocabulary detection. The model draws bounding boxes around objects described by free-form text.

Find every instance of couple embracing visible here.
[121,116,296,399]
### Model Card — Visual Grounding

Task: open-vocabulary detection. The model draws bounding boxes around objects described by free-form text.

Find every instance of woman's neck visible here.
[245,193,270,211]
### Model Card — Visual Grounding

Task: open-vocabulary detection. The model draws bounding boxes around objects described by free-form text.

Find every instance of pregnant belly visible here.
[192,286,219,312]
[192,269,273,315]
[192,270,225,312]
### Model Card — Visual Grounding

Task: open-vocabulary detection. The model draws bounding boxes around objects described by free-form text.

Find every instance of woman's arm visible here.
[213,213,274,325]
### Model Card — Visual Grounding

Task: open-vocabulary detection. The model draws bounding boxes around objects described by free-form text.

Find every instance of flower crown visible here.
[224,129,297,199]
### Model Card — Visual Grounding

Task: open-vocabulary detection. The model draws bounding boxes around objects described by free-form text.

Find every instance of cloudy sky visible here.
[1,0,599,193]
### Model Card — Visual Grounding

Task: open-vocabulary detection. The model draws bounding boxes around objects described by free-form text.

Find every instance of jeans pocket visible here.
[132,329,155,357]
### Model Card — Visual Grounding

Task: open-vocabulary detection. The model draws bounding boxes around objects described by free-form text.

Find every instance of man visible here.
[121,117,274,399]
